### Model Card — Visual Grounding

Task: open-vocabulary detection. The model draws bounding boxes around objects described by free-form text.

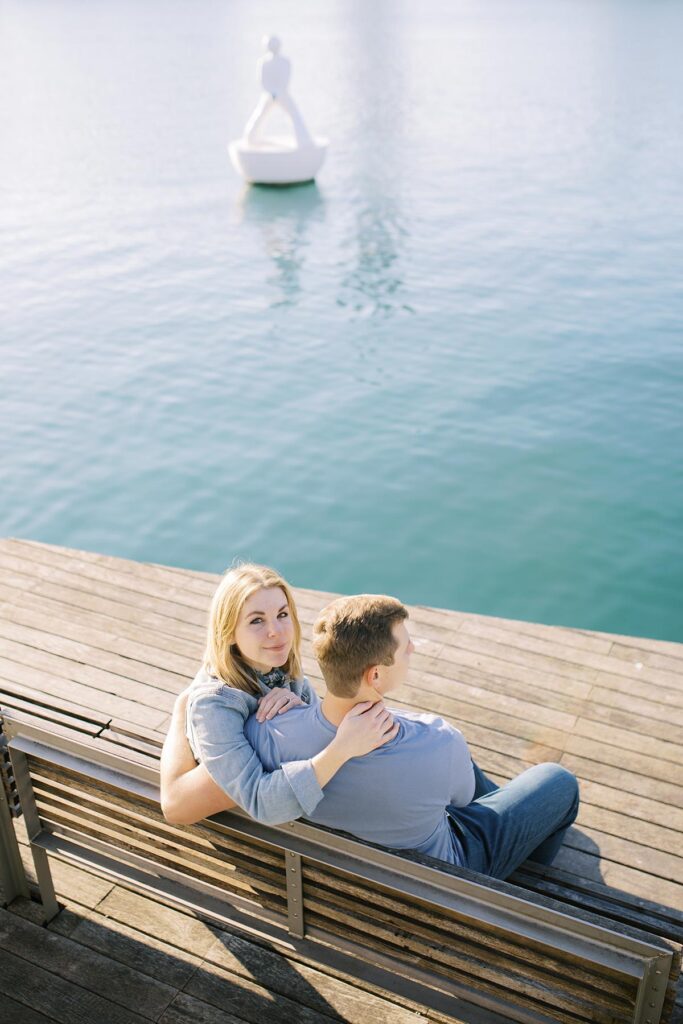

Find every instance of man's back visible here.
[244,700,474,864]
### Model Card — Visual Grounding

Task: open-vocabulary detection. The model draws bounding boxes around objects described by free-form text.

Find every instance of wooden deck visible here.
[0,536,681,1023]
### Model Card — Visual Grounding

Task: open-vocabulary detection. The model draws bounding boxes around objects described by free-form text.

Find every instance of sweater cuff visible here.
[281,759,324,817]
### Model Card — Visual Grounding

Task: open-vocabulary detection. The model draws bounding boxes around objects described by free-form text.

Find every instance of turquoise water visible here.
[2,0,682,641]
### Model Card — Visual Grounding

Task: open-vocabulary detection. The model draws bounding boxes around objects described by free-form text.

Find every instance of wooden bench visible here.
[1,710,680,1024]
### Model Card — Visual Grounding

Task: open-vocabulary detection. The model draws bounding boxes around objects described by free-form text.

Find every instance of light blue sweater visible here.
[244,701,473,864]
[186,666,324,825]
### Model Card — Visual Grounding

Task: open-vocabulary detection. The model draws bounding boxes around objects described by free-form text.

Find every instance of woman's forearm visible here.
[160,698,236,824]
[310,738,348,789]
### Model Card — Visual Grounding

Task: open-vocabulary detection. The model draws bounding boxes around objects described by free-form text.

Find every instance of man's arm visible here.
[160,691,237,824]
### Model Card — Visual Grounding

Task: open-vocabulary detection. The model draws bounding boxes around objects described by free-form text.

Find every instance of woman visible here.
[160,562,397,825]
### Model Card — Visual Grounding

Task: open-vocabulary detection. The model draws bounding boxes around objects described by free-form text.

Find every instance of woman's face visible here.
[233,586,294,673]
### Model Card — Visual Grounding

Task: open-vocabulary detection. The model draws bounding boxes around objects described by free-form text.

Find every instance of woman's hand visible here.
[256,689,305,723]
[333,701,399,759]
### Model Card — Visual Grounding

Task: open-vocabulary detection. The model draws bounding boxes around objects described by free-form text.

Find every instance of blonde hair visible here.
[204,563,303,696]
[312,594,408,698]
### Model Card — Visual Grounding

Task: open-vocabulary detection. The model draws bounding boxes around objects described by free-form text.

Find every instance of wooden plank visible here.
[299,902,631,1024]
[610,642,683,674]
[387,696,564,762]
[14,539,216,599]
[95,886,236,959]
[573,718,682,765]
[459,617,683,689]
[436,630,599,684]
[0,994,59,1024]
[588,628,683,661]
[389,685,572,751]
[578,803,683,857]
[394,669,578,733]
[410,644,595,699]
[0,541,212,614]
[0,642,177,707]
[201,929,431,1024]
[510,863,683,941]
[565,734,683,786]
[459,616,615,657]
[560,753,683,811]
[184,948,414,1024]
[0,618,189,693]
[101,721,165,759]
[13,821,116,909]
[0,680,107,734]
[0,667,166,731]
[32,791,287,902]
[0,946,153,1024]
[302,866,629,995]
[0,568,203,642]
[0,552,206,633]
[156,991,309,1024]
[98,884,463,1024]
[389,654,592,716]
[592,668,683,705]
[566,824,683,893]
[0,579,204,661]
[58,904,203,989]
[0,600,199,678]
[552,844,683,911]
[578,686,683,735]
[575,778,683,833]
[0,907,178,1020]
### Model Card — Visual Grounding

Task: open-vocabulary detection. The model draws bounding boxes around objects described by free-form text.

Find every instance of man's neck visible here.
[321,686,382,727]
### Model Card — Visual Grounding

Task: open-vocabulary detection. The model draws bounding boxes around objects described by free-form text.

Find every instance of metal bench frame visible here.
[0,714,676,1024]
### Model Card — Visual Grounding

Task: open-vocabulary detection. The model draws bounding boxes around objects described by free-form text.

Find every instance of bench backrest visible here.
[3,714,680,1024]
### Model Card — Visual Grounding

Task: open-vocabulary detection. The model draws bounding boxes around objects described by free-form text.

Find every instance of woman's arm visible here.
[167,687,397,827]
[160,691,237,824]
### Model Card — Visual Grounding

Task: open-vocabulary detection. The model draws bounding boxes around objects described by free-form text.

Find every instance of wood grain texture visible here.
[1,537,682,1020]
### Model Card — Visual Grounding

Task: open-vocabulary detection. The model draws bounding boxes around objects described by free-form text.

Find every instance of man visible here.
[163,595,579,880]
[245,595,579,878]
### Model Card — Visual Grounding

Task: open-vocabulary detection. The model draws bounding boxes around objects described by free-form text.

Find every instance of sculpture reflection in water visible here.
[336,4,411,319]
[337,197,411,319]
[236,182,325,308]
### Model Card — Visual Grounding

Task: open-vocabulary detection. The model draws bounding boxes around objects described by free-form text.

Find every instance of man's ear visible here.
[362,665,380,688]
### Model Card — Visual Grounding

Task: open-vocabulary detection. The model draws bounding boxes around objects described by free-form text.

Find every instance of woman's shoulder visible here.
[189,666,259,717]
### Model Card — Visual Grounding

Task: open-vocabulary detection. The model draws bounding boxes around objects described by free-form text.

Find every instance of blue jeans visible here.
[447,761,580,880]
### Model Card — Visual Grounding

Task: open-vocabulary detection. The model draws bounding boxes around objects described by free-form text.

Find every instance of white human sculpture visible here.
[229,35,328,186]
[244,36,313,148]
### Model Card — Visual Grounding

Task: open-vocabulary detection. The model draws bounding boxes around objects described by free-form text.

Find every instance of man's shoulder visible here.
[392,708,455,732]
[245,701,318,743]
[388,709,459,751]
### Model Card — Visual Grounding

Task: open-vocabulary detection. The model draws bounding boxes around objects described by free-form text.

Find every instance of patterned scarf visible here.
[257,667,289,690]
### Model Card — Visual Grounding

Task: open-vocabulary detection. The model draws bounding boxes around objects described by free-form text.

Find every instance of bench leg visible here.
[9,748,59,922]
[0,777,29,906]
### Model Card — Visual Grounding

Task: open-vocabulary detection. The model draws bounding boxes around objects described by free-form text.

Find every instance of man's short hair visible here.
[312,595,408,698]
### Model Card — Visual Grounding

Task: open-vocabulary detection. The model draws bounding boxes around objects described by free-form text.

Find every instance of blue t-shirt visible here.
[244,701,475,865]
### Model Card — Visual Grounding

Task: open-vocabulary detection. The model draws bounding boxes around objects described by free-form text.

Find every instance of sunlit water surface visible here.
[1,0,682,641]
